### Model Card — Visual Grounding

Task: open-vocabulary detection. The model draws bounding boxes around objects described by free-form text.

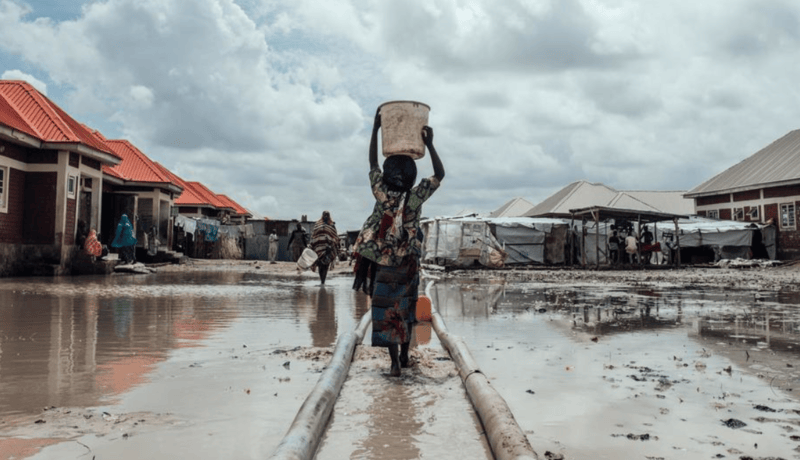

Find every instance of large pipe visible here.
[427,282,539,460]
[268,310,371,460]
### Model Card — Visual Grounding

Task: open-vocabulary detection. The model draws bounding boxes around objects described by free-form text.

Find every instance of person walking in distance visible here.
[287,223,308,262]
[309,211,338,285]
[268,229,279,264]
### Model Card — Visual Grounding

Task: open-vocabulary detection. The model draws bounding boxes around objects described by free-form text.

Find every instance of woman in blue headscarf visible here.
[111,214,138,264]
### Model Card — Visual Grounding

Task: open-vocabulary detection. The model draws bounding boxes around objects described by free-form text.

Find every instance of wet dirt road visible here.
[1,261,800,459]
[0,262,492,460]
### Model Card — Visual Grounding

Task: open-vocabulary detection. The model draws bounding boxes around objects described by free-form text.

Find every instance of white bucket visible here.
[378,100,430,160]
[297,247,318,270]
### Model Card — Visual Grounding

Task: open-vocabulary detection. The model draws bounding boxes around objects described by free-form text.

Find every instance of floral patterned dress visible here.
[354,166,441,347]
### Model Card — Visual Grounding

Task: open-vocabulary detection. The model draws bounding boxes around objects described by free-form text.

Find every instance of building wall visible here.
[23,172,57,244]
[694,188,800,260]
[65,196,77,245]
[0,167,25,243]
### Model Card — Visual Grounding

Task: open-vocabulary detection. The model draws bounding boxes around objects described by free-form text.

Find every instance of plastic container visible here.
[378,100,430,159]
[297,247,318,270]
[416,294,432,321]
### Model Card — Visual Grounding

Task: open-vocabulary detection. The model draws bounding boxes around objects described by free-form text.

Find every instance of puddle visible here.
[1,264,799,459]
[431,274,800,460]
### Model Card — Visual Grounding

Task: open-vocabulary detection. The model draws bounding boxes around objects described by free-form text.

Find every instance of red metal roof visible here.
[103,139,180,187]
[186,182,230,209]
[0,80,119,159]
[217,194,251,217]
[152,162,250,216]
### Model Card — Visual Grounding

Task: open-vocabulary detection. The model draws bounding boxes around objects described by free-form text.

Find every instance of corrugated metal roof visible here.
[217,194,251,217]
[526,180,693,217]
[103,139,178,185]
[687,129,800,196]
[490,197,535,218]
[173,184,208,207]
[624,190,696,214]
[0,80,117,157]
[525,181,618,216]
[187,182,230,209]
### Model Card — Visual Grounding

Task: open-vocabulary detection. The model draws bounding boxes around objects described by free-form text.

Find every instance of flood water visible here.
[1,268,799,459]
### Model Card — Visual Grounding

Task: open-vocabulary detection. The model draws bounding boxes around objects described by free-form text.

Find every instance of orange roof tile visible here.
[102,139,180,187]
[186,182,230,209]
[0,80,119,159]
[217,194,251,217]
[173,183,208,207]
[152,163,244,214]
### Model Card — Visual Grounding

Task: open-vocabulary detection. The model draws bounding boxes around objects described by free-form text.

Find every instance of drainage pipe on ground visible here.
[426,281,539,460]
[268,310,372,460]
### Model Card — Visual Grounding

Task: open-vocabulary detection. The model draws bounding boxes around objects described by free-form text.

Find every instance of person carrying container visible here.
[352,104,445,377]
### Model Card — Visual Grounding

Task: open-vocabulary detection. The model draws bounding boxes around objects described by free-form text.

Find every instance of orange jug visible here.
[416,294,432,322]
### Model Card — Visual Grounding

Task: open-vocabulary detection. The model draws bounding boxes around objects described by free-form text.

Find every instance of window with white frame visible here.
[780,203,796,229]
[0,165,7,211]
[733,208,744,221]
[748,206,759,221]
[707,209,719,219]
[67,174,77,199]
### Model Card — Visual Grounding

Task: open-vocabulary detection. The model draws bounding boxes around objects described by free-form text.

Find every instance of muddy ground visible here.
[1,259,799,459]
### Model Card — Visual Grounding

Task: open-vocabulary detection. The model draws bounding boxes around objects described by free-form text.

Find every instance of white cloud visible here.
[2,0,800,229]
[1,69,47,94]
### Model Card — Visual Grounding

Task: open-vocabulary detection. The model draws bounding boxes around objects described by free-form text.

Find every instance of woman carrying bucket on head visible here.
[352,101,445,377]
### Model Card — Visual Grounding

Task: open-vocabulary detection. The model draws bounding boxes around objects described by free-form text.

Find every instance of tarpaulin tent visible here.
[422,217,507,268]
[655,216,775,261]
[421,216,570,267]
[488,217,569,265]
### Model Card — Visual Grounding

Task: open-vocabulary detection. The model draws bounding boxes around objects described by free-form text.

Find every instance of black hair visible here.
[382,155,417,192]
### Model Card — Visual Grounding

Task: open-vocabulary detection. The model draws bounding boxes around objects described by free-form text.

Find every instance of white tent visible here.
[655,216,775,261]
[421,216,570,267]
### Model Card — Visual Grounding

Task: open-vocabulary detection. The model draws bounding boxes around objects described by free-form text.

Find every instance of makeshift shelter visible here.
[422,217,506,268]
[654,216,776,263]
[421,216,570,267]
[565,206,688,267]
[489,217,569,265]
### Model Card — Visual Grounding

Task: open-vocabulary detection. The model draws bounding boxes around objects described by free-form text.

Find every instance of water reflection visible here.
[0,273,363,419]
[309,287,337,348]
[428,282,503,318]
[353,380,423,460]
[429,279,800,356]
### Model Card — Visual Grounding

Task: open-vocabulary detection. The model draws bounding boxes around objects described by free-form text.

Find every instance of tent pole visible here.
[674,217,681,268]
[636,214,642,266]
[569,213,575,266]
[653,221,658,264]
[581,217,587,267]
[595,210,600,269]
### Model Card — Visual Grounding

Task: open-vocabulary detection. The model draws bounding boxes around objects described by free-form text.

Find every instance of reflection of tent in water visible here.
[427,282,504,318]
[421,217,570,267]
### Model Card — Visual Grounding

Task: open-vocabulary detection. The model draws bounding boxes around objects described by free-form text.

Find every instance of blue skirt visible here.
[371,261,419,347]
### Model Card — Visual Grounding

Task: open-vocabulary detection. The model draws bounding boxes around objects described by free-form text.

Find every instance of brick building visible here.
[685,129,800,260]
[100,137,184,252]
[0,81,121,276]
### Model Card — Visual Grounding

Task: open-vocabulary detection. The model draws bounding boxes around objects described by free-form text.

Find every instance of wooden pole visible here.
[594,210,600,269]
[674,217,681,268]
[636,215,642,266]
[569,213,575,266]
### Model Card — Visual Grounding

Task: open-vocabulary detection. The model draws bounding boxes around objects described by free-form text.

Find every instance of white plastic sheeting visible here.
[422,218,507,267]
[576,217,772,265]
[491,217,568,265]
[422,216,569,267]
[655,216,775,261]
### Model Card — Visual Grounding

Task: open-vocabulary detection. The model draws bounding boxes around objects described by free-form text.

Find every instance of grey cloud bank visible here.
[2,0,800,231]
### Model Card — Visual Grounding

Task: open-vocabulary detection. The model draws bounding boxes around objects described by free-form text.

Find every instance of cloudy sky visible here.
[2,0,800,231]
